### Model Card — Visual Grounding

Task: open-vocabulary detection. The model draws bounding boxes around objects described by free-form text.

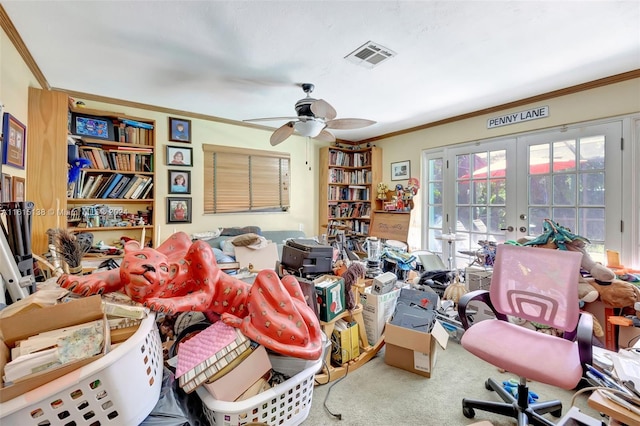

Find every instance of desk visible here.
[588,389,640,425]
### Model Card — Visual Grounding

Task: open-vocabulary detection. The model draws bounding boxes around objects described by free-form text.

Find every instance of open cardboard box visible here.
[384,317,449,378]
[0,295,106,403]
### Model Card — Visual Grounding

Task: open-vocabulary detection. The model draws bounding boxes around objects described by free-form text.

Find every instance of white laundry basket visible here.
[0,312,163,425]
[196,354,322,426]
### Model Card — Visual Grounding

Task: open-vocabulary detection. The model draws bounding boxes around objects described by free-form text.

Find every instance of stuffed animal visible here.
[58,232,323,360]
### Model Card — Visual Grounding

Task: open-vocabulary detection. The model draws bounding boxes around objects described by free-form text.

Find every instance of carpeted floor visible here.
[303,341,606,425]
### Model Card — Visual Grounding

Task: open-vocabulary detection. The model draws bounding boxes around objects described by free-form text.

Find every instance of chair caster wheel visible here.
[463,406,475,419]
[485,380,493,391]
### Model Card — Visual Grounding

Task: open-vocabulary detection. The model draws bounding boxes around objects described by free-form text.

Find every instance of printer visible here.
[281,239,333,275]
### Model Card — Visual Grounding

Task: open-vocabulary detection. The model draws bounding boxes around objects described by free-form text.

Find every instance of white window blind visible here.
[203,144,290,213]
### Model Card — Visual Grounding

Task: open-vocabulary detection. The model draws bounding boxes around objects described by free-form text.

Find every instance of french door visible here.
[422,120,622,267]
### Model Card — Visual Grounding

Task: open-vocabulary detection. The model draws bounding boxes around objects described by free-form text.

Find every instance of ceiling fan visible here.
[244,83,376,146]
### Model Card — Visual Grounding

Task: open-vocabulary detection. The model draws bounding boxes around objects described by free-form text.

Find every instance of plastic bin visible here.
[0,312,163,425]
[196,355,323,426]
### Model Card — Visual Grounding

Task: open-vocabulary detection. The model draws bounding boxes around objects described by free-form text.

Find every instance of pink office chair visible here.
[458,244,593,426]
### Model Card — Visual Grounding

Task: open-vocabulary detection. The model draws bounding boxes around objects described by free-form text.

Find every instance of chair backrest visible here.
[489,244,583,332]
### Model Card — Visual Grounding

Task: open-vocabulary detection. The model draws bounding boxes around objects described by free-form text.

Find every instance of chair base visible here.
[462,378,563,426]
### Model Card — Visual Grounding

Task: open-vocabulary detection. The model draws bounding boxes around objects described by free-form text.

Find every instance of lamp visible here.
[294,119,325,137]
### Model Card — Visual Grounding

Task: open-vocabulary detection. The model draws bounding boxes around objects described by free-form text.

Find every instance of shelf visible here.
[314,303,384,384]
[74,169,154,175]
[68,198,153,203]
[77,139,155,150]
[70,225,150,232]
[319,145,381,239]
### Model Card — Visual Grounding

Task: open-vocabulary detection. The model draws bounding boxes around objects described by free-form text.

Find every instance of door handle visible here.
[500,226,514,232]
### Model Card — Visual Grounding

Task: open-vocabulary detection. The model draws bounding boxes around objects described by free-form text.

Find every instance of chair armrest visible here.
[457,290,507,330]
[575,311,593,368]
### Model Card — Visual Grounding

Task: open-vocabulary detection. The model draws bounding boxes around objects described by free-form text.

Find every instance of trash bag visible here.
[139,367,200,426]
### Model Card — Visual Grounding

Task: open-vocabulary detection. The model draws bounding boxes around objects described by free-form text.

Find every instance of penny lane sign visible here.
[487,106,549,129]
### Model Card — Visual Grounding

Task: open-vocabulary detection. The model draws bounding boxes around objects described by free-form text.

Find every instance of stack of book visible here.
[175,322,252,394]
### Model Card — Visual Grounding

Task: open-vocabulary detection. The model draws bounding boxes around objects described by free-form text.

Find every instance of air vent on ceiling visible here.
[345,41,396,69]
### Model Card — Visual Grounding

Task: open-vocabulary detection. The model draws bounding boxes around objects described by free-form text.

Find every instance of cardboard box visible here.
[314,275,345,322]
[384,318,449,378]
[583,300,617,351]
[331,320,360,365]
[360,286,401,345]
[203,345,272,402]
[465,267,493,291]
[0,295,105,403]
[618,325,640,349]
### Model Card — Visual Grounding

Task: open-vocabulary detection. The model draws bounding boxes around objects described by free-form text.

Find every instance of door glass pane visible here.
[579,172,605,205]
[425,157,444,253]
[552,174,576,205]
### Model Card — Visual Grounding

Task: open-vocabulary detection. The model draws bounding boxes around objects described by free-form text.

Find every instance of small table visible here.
[588,389,640,425]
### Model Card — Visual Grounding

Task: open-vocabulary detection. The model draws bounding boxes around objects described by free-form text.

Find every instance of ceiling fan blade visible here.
[314,129,336,142]
[244,116,299,123]
[310,99,337,120]
[270,122,295,146]
[325,118,376,130]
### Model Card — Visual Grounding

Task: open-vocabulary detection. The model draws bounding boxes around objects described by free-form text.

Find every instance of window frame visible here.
[203,144,290,214]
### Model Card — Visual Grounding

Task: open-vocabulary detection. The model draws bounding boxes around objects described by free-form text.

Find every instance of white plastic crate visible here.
[0,312,163,425]
[196,355,323,426]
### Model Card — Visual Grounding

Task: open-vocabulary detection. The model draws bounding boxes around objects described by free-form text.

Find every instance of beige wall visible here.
[375,78,640,184]
[0,25,41,182]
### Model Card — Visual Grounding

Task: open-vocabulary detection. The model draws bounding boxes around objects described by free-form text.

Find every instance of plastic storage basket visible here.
[196,354,323,426]
[0,312,163,425]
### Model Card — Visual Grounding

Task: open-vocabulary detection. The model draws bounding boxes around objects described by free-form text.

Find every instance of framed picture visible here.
[1,173,12,202]
[391,160,410,181]
[169,117,191,143]
[12,176,25,202]
[168,169,191,194]
[166,145,193,167]
[167,197,192,223]
[69,112,114,141]
[2,113,27,169]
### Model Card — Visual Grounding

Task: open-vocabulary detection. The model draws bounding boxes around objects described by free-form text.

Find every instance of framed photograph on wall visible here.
[166,145,193,166]
[168,169,191,194]
[167,197,192,223]
[391,160,410,181]
[12,176,25,202]
[2,113,27,169]
[1,173,12,202]
[169,117,191,143]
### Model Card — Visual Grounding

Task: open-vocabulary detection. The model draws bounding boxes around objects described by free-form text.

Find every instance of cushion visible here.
[220,226,262,237]
[231,233,261,247]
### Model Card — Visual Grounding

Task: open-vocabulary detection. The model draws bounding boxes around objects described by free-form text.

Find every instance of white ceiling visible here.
[3,1,640,142]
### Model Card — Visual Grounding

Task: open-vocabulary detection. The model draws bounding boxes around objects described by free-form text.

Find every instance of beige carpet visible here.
[303,341,605,425]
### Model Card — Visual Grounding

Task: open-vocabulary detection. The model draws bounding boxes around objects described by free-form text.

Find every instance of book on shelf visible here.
[140,182,154,199]
[85,174,105,199]
[131,176,152,199]
[80,175,96,198]
[121,175,142,199]
[93,174,117,198]
[108,175,131,199]
[96,173,122,198]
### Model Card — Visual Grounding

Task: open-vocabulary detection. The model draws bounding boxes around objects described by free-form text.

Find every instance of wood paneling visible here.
[26,88,69,255]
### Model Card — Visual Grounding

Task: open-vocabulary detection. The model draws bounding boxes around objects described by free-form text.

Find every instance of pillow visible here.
[220,226,262,237]
[231,233,261,247]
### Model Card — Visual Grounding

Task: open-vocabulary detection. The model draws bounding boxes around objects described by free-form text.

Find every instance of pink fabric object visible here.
[175,322,237,378]
[461,244,585,390]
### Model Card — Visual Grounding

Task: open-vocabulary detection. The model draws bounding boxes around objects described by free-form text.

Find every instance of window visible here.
[203,144,290,214]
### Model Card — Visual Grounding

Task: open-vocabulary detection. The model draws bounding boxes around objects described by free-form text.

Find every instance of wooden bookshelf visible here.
[26,88,156,256]
[319,145,381,240]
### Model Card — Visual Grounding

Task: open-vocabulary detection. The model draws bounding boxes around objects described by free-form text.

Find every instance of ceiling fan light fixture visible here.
[294,120,325,137]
